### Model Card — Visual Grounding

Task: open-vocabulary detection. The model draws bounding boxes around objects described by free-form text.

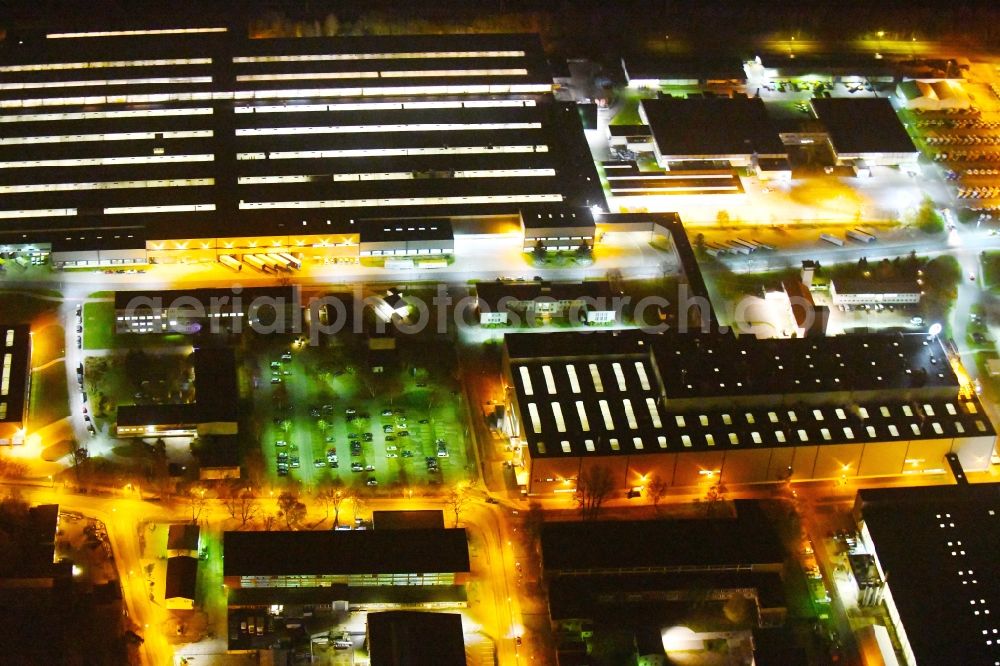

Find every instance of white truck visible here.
[820,233,845,247]
[219,255,242,271]
[847,228,876,243]
[242,254,270,272]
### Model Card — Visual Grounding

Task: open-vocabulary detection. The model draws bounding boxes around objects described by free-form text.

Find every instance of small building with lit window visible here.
[502,330,996,495]
[519,204,595,252]
[830,279,921,307]
[359,219,453,259]
[0,325,31,445]
[475,280,617,326]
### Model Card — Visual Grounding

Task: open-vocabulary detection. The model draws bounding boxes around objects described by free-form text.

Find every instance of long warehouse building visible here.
[502,330,997,495]
[0,28,604,267]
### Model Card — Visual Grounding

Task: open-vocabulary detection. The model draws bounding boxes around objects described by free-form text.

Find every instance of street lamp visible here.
[929,322,942,337]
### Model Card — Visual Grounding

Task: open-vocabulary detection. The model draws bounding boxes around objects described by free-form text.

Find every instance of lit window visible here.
[542,365,556,394]
[609,438,620,451]
[705,434,715,446]
[518,366,533,396]
[633,437,644,450]
[681,435,692,447]
[552,403,566,433]
[576,401,590,432]
[623,399,638,430]
[589,364,604,392]
[566,365,581,394]
[528,403,541,434]
[599,400,614,430]
[612,362,626,391]
[634,362,651,391]
[728,432,739,445]
[675,415,686,428]
[645,398,662,428]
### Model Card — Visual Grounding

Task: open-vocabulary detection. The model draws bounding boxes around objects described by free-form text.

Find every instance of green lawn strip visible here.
[29,361,69,429]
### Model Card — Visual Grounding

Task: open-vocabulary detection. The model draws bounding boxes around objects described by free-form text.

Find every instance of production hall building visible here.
[502,330,996,495]
[0,28,604,269]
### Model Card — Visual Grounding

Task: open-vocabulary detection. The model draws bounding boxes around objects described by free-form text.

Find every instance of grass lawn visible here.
[0,291,61,324]
[83,302,116,350]
[83,302,189,350]
[983,251,1000,290]
[29,361,69,429]
[87,291,114,299]
[32,323,65,366]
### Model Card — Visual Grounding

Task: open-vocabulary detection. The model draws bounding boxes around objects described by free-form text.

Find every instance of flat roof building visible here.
[855,483,1000,666]
[502,330,996,494]
[116,346,238,437]
[114,285,299,334]
[830,279,922,306]
[810,98,919,166]
[223,529,470,588]
[639,96,786,167]
[0,325,31,445]
[166,523,200,557]
[0,31,601,266]
[165,556,198,610]
[366,611,466,666]
[541,504,788,632]
[475,279,616,326]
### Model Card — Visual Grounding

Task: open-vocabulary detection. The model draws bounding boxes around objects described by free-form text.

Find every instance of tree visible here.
[183,485,208,523]
[532,239,547,264]
[444,485,471,527]
[703,482,727,517]
[277,490,307,529]
[914,198,945,235]
[222,481,259,528]
[316,480,352,527]
[647,474,669,513]
[575,465,615,520]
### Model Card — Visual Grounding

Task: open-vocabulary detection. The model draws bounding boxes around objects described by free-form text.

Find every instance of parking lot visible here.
[251,334,471,491]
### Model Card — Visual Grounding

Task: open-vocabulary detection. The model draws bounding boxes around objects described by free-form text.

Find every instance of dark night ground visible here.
[2,0,999,64]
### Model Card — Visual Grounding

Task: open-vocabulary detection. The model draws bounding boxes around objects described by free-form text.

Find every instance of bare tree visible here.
[444,485,471,527]
[277,490,307,529]
[261,513,277,531]
[575,465,615,520]
[647,475,669,513]
[235,487,259,528]
[182,484,208,523]
[316,480,352,527]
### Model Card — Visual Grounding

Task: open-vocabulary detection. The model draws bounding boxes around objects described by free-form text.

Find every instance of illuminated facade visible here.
[502,330,997,495]
[0,31,604,268]
[0,325,31,445]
